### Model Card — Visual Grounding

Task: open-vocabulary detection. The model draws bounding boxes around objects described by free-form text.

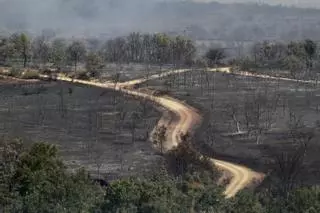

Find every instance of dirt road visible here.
[208,67,319,84]
[42,66,320,198]
[142,93,260,198]
[38,69,261,198]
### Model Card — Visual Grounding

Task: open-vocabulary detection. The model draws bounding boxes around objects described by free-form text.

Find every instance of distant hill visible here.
[152,1,320,41]
[1,0,320,41]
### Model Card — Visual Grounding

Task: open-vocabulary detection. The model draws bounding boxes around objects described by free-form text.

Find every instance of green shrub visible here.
[8,67,22,77]
[20,69,40,79]
[287,187,320,213]
[101,177,189,213]
[0,141,104,212]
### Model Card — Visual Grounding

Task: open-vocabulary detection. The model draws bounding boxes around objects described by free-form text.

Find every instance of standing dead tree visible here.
[91,142,104,179]
[114,96,128,138]
[243,81,281,144]
[271,113,314,198]
[86,110,95,159]
[225,102,242,134]
[31,35,50,69]
[198,69,206,96]
[204,121,216,147]
[138,98,153,141]
[35,87,47,126]
[111,73,121,105]
[56,84,68,119]
[86,96,104,179]
[129,111,141,144]
[66,41,86,73]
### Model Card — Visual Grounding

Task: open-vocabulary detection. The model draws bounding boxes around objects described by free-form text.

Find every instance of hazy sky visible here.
[1,0,319,39]
[195,0,320,8]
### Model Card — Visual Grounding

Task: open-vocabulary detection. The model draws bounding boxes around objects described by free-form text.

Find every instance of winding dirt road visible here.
[3,65,318,197]
[39,68,261,198]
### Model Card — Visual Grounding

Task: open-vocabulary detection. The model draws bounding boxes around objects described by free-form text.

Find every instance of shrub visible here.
[166,133,220,181]
[20,69,40,79]
[0,141,104,212]
[75,70,90,80]
[286,187,320,213]
[153,90,171,96]
[39,68,53,75]
[101,177,188,213]
[8,67,22,77]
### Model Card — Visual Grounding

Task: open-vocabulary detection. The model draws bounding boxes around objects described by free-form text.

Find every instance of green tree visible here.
[227,191,264,213]
[127,32,143,62]
[11,33,31,68]
[303,39,317,70]
[195,185,226,213]
[102,37,127,63]
[0,141,104,212]
[85,52,104,78]
[283,55,304,79]
[205,48,226,67]
[167,133,218,180]
[153,33,171,70]
[0,36,14,65]
[16,168,103,213]
[101,178,187,213]
[50,38,67,71]
[287,41,305,58]
[0,139,23,209]
[13,143,65,195]
[184,39,196,66]
[172,36,196,67]
[66,41,87,72]
[287,187,320,213]
[142,34,153,64]
[31,35,50,68]
[152,125,167,154]
[250,41,287,69]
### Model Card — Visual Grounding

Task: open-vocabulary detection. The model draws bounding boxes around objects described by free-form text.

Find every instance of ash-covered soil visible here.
[142,70,320,185]
[0,79,164,179]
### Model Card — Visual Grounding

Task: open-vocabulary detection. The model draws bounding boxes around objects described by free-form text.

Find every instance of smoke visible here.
[0,0,174,37]
[0,0,319,41]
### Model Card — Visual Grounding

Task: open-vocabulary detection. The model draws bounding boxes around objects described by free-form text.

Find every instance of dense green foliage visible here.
[0,139,319,213]
[2,32,320,82]
[205,48,226,67]
[235,39,320,80]
[0,32,196,73]
[0,140,104,213]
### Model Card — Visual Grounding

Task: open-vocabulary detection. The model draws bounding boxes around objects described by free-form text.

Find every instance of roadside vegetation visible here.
[234,39,320,81]
[0,32,196,82]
